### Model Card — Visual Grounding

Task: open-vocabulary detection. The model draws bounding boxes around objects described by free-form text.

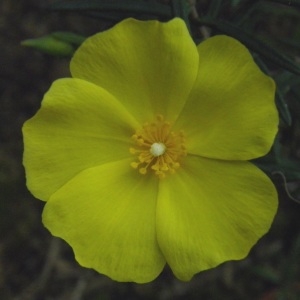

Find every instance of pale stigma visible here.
[150,142,166,157]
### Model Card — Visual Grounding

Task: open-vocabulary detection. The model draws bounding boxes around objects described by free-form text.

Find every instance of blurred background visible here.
[1,0,300,299]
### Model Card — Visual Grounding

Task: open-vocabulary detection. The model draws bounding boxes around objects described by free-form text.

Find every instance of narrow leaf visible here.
[276,90,292,126]
[254,55,292,126]
[48,0,172,19]
[263,0,300,8]
[51,31,86,46]
[251,266,280,284]
[281,233,300,285]
[21,35,74,56]
[83,10,158,21]
[207,0,223,19]
[230,0,260,25]
[196,18,300,75]
[171,0,191,32]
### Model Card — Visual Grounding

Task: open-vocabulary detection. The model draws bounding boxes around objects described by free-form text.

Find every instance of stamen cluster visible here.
[130,115,186,178]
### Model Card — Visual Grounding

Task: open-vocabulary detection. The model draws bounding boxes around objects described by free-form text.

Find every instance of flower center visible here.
[130,115,186,179]
[150,142,166,157]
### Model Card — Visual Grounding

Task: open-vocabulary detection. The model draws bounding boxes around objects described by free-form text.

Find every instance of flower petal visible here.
[174,35,278,160]
[23,78,138,201]
[43,158,165,283]
[156,155,278,281]
[70,18,198,123]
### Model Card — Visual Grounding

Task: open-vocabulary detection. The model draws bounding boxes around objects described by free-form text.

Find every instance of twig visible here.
[70,272,90,300]
[272,171,300,204]
[14,237,61,300]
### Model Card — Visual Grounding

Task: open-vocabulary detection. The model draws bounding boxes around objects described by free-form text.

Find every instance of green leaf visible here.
[275,71,297,94]
[230,0,245,7]
[254,55,292,126]
[48,0,172,19]
[276,90,292,127]
[82,10,157,21]
[21,35,74,57]
[291,82,300,102]
[263,0,300,8]
[51,31,86,46]
[253,136,300,183]
[230,0,260,25]
[280,233,300,287]
[171,0,191,31]
[207,0,223,19]
[255,157,300,182]
[251,266,280,284]
[196,18,300,75]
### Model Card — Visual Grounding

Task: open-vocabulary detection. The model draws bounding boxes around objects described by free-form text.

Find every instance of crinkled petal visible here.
[71,18,198,123]
[23,78,138,201]
[43,158,165,283]
[174,35,278,160]
[156,155,277,281]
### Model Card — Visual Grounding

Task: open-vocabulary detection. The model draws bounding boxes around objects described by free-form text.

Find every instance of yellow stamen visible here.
[130,115,186,178]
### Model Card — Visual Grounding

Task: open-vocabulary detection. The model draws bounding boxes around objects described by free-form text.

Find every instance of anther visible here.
[130,115,186,178]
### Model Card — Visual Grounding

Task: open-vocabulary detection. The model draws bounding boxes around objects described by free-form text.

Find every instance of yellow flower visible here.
[23,18,278,283]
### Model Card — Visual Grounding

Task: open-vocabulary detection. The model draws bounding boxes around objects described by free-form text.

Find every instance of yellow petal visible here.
[174,35,278,160]
[70,18,198,123]
[157,155,278,281]
[43,158,165,283]
[23,78,138,201]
